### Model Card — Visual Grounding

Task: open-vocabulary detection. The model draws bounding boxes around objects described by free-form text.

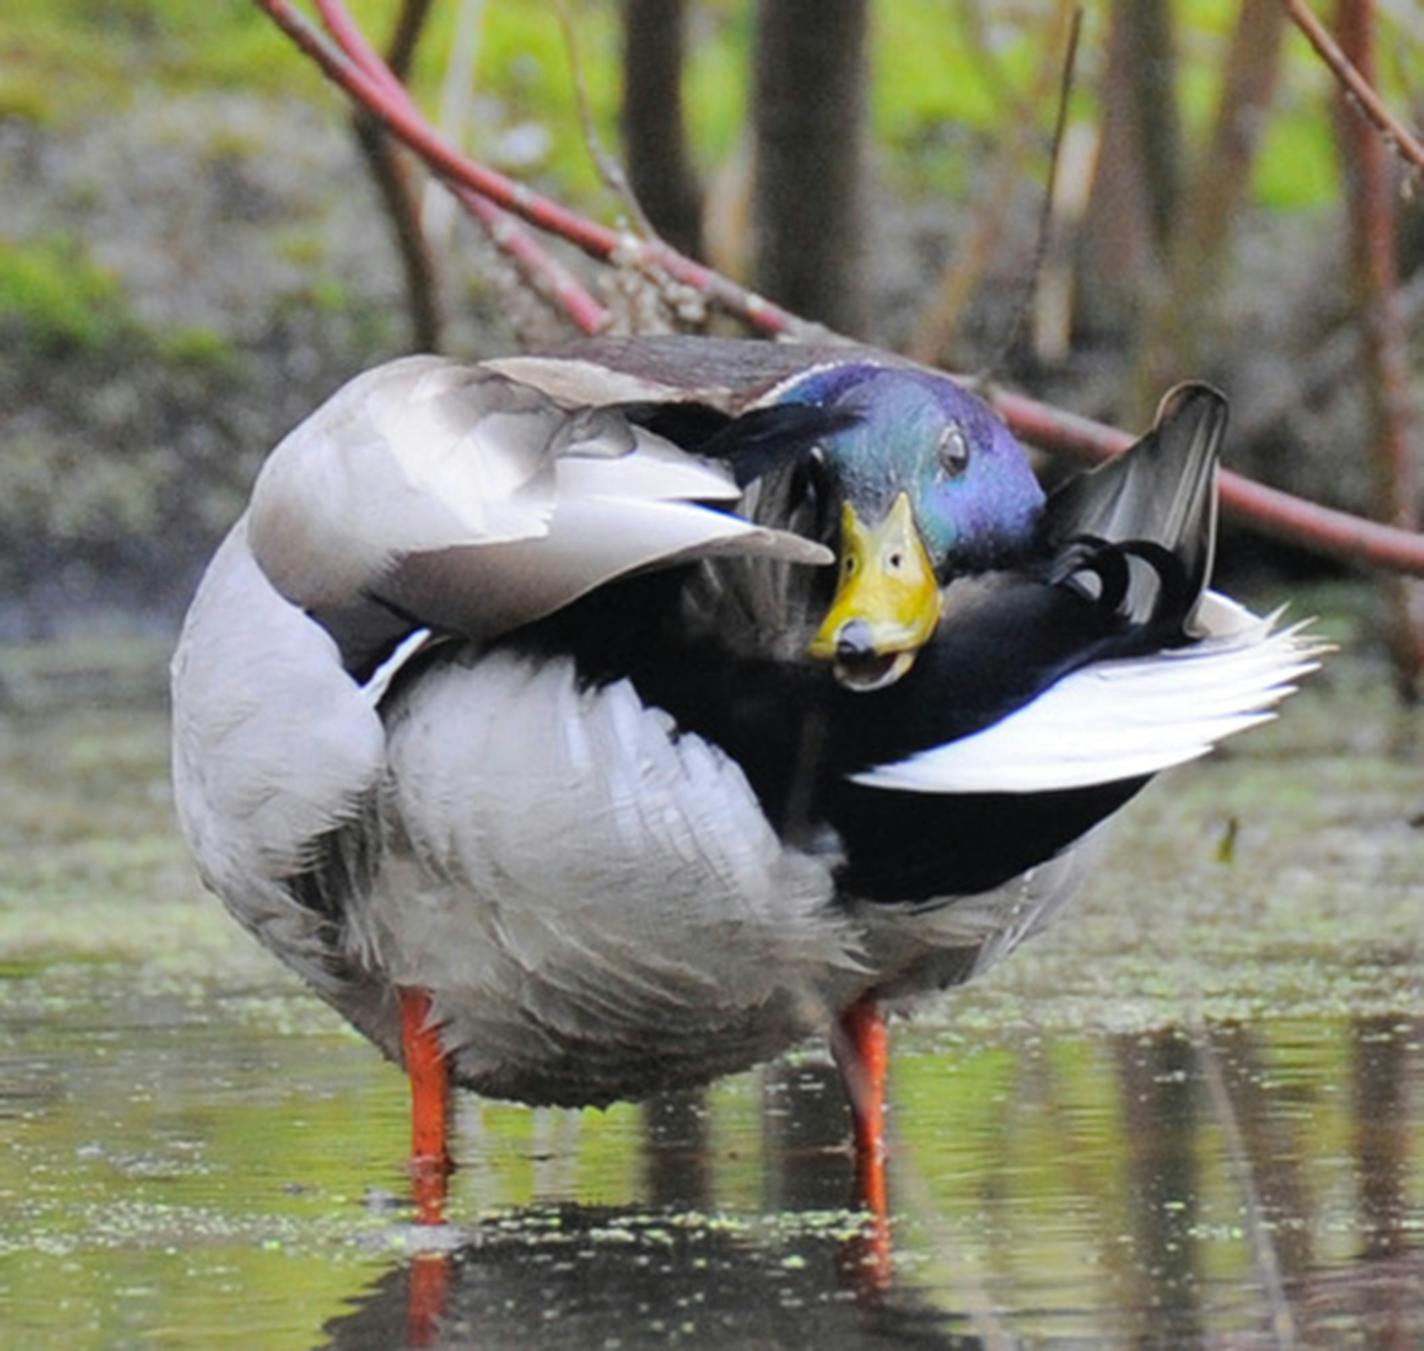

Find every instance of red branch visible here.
[331,0,443,349]
[992,388,1424,575]
[253,0,1424,577]
[1283,0,1424,178]
[257,0,807,335]
[453,185,610,335]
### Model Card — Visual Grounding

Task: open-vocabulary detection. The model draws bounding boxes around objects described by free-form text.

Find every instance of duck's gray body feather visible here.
[172,520,1091,1104]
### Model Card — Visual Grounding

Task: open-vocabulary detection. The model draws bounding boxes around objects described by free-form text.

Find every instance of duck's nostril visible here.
[835,619,876,662]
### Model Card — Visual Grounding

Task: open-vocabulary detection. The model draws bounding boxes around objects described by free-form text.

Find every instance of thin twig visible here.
[990,386,1424,575]
[1031,119,1097,362]
[1284,0,1424,178]
[318,0,443,348]
[386,0,436,81]
[975,3,1083,380]
[353,119,444,349]
[555,0,659,239]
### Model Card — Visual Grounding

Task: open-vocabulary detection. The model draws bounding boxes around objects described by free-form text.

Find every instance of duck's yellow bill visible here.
[808,493,942,692]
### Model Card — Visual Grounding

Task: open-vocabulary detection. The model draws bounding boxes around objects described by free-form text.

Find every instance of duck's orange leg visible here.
[834,995,892,1292]
[836,996,889,1198]
[399,986,453,1224]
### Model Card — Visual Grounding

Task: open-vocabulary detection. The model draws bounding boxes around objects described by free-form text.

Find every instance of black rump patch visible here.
[826,776,1147,902]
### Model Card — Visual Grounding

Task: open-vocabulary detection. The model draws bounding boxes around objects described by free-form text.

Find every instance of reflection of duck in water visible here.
[318,1203,976,1351]
[171,337,1319,1202]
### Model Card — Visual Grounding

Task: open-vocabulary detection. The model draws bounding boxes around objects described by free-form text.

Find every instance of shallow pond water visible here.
[2,632,1422,1348]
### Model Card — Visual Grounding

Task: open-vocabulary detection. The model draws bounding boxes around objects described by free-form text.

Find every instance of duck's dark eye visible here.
[938,425,970,477]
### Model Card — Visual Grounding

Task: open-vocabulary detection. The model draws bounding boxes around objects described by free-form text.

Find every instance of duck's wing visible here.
[245,355,831,677]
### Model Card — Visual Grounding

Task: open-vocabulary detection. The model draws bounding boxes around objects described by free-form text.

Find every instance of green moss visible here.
[159,323,237,370]
[0,68,57,125]
[197,122,268,162]
[1,0,318,117]
[307,276,351,313]
[0,235,133,352]
[275,228,328,270]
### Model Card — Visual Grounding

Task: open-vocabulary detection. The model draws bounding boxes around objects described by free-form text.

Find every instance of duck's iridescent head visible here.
[778,363,1045,691]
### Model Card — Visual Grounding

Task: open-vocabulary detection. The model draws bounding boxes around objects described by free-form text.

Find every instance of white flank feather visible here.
[170,518,385,890]
[852,608,1325,795]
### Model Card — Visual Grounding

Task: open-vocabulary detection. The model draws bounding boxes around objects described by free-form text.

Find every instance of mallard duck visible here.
[171,336,1318,1187]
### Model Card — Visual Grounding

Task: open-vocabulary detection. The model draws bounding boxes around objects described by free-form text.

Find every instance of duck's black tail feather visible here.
[1043,383,1224,627]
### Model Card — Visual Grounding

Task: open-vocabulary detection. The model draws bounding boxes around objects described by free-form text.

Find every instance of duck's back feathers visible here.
[484,336,899,414]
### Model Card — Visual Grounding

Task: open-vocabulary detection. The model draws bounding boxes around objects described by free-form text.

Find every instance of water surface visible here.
[1,632,1421,1348]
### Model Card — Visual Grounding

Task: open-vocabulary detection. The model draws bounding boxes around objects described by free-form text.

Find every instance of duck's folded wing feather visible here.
[852,598,1326,794]
[245,356,829,670]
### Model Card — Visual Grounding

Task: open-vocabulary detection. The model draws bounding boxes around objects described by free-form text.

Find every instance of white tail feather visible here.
[852,612,1326,795]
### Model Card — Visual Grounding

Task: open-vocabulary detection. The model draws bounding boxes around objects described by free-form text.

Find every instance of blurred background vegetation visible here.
[1,0,1421,651]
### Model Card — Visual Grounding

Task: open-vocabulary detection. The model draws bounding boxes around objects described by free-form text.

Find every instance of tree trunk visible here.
[1127,0,1181,251]
[1075,0,1172,346]
[620,0,704,259]
[1126,0,1286,422]
[751,0,870,335]
[1335,0,1424,697]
